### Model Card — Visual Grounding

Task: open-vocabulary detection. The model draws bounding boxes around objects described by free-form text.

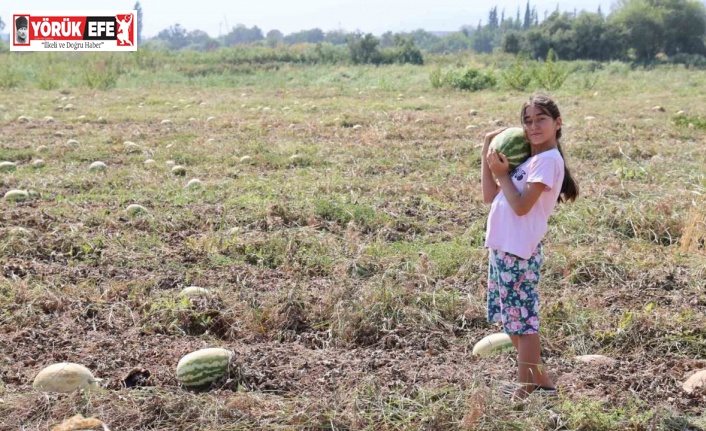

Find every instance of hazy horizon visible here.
[3,0,611,39]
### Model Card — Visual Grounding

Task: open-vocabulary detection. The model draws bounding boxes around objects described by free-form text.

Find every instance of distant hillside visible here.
[1,32,9,43]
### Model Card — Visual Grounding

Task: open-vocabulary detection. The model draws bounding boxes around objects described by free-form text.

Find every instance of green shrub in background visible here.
[452,68,496,91]
[313,43,349,64]
[430,66,496,91]
[500,55,533,91]
[83,58,121,90]
[348,33,424,65]
[390,37,424,65]
[667,53,706,69]
[37,66,61,90]
[534,48,571,91]
[0,62,24,89]
[674,115,706,130]
[429,66,444,88]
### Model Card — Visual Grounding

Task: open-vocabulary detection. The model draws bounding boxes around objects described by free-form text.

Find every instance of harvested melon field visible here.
[1,54,706,430]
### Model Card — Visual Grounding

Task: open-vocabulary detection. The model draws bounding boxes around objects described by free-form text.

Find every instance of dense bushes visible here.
[430,67,496,91]
[431,49,572,92]
[347,34,424,65]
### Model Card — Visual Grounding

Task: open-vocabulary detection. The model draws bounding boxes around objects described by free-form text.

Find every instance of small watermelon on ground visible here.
[0,161,17,172]
[176,347,234,388]
[178,286,210,297]
[4,190,30,202]
[472,332,513,356]
[126,204,148,216]
[489,127,531,171]
[33,363,101,393]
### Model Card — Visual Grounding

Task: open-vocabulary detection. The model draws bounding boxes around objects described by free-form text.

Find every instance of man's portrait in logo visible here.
[15,16,29,45]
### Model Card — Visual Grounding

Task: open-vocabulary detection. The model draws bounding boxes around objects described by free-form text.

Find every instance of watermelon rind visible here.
[489,127,531,171]
[176,347,234,388]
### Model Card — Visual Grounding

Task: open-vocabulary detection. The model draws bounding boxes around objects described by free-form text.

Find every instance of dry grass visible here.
[681,196,706,254]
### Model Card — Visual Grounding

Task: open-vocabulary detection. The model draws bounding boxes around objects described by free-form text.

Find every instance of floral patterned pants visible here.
[487,244,543,335]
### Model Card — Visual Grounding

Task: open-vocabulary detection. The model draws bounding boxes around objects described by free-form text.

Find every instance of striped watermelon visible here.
[489,127,531,171]
[176,347,234,388]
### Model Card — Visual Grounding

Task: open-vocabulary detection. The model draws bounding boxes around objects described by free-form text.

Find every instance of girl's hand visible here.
[487,150,510,177]
[481,127,508,155]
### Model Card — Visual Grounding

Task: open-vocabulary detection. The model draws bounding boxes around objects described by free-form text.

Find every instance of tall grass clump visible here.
[82,56,121,89]
[0,62,24,89]
[681,196,706,254]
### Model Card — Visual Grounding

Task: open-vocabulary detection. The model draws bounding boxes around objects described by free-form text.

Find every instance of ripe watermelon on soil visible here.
[176,347,234,388]
[32,362,101,393]
[489,127,531,171]
[472,333,513,356]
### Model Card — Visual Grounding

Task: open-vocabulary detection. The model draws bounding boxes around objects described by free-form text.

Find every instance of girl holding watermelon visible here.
[480,93,579,400]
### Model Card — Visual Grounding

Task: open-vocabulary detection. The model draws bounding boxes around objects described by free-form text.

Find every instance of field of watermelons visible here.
[1,50,706,430]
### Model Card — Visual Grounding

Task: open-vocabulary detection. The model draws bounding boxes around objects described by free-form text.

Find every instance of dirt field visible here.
[1,61,706,430]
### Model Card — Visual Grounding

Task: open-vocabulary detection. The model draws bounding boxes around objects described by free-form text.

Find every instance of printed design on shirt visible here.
[511,167,526,181]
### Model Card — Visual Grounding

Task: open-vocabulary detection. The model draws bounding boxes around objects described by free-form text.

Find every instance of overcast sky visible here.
[4,0,612,38]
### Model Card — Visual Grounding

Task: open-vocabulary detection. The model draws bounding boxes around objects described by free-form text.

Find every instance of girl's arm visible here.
[487,152,544,216]
[481,128,506,204]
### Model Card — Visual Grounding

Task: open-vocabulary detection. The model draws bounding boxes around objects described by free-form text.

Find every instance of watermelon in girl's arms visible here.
[489,127,531,171]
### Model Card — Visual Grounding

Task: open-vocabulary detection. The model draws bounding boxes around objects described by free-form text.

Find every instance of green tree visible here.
[544,11,573,35]
[223,24,264,45]
[522,26,551,59]
[610,0,664,63]
[489,6,499,29]
[524,1,531,29]
[536,11,578,60]
[186,30,218,51]
[572,12,624,60]
[347,33,382,64]
[155,24,189,50]
[134,2,143,46]
[379,31,395,48]
[429,32,472,53]
[660,0,706,55]
[408,29,440,50]
[501,31,522,54]
[285,28,324,44]
[324,30,348,45]
[391,35,424,65]
[471,27,495,53]
[266,29,284,47]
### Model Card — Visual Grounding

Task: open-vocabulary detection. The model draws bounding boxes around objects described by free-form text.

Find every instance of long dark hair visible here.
[520,93,579,203]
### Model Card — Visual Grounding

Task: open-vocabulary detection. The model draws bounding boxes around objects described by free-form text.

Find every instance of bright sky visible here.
[3,0,612,38]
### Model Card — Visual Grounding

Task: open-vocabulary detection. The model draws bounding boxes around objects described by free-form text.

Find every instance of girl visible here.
[480,93,578,400]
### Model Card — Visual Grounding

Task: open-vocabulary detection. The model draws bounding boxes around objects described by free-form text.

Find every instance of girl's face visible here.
[522,105,561,147]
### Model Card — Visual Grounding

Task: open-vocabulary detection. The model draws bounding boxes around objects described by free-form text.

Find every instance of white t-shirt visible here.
[484,148,564,259]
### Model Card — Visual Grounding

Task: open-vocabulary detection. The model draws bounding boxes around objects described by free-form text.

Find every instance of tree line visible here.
[2,0,705,66]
